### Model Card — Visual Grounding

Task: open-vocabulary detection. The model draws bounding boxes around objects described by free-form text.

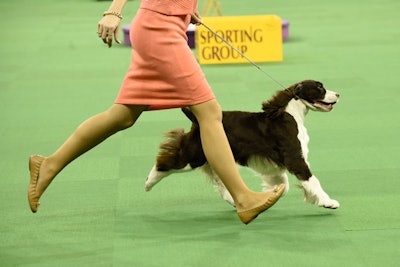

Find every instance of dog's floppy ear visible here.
[293,83,302,100]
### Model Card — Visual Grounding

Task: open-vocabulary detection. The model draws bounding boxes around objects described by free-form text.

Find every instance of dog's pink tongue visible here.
[316,101,333,111]
[325,104,333,110]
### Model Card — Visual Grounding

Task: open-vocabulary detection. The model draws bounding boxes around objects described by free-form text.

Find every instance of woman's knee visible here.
[106,104,146,129]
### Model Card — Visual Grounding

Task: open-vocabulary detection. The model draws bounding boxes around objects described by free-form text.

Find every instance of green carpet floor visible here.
[1,0,399,266]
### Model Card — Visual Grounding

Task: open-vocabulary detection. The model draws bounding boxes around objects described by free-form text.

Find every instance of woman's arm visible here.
[97,0,129,47]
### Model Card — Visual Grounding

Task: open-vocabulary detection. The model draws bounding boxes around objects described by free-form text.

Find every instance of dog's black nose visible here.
[336,93,340,97]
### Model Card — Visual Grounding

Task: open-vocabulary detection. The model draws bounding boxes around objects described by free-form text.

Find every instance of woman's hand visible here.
[98,14,122,48]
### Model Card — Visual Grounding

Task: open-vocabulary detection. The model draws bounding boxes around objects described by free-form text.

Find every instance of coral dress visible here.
[115,0,215,110]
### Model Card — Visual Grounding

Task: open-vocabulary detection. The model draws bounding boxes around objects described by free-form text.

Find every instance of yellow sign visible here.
[196,15,283,64]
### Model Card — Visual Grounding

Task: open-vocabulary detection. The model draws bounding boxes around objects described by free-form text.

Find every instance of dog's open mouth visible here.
[313,101,337,111]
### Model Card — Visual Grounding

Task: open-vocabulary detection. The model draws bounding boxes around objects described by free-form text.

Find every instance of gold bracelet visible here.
[103,11,123,20]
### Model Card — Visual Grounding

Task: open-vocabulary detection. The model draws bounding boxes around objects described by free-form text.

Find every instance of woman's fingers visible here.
[107,32,113,47]
[114,28,121,44]
[98,16,121,47]
[98,28,114,47]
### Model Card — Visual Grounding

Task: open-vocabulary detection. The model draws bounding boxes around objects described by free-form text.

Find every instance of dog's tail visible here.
[181,107,199,125]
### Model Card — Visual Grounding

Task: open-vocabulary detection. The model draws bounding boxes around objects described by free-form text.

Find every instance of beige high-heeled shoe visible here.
[237,183,285,224]
[28,155,45,213]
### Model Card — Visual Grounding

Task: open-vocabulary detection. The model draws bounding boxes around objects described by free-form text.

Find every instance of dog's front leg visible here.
[300,176,340,209]
[284,153,339,209]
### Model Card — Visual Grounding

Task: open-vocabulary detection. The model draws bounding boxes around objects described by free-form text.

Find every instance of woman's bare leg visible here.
[33,104,148,201]
[190,100,284,223]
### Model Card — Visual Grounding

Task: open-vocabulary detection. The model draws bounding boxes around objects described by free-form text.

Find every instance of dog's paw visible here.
[302,189,340,209]
[319,198,340,209]
[144,174,165,191]
[144,177,155,192]
[144,165,169,192]
[299,177,340,209]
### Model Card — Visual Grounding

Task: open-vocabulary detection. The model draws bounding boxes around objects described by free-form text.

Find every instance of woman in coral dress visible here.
[27,0,284,224]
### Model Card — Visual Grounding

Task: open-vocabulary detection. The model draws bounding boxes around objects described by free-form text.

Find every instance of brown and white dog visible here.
[144,80,340,209]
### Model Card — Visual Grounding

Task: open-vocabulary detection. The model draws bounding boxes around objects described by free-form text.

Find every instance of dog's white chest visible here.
[285,100,310,161]
[297,124,309,160]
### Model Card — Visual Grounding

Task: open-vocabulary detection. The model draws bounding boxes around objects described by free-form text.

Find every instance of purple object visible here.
[282,19,290,41]
[122,24,131,46]
[186,24,196,49]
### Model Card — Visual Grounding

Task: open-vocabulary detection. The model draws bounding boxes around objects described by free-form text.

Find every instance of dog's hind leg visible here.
[201,164,235,207]
[262,172,289,196]
[300,176,340,209]
[246,156,289,195]
[144,165,169,191]
[145,164,193,191]
[144,127,206,191]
